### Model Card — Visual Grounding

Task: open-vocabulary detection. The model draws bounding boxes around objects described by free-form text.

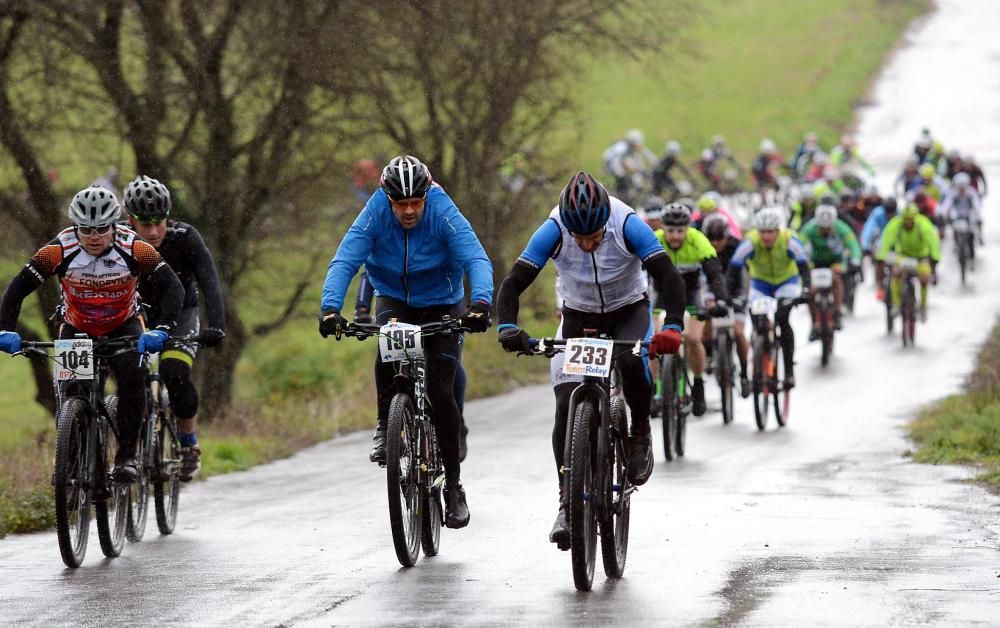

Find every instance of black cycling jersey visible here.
[140,220,225,330]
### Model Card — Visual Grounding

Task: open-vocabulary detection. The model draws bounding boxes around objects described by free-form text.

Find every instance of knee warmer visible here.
[159,358,199,419]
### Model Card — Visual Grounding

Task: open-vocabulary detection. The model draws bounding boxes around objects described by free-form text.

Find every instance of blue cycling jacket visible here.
[322,185,493,312]
[860,206,890,251]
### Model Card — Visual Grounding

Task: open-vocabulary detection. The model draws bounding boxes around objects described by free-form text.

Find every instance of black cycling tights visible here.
[159,358,199,419]
[59,318,146,456]
[374,297,464,485]
[552,299,653,481]
[776,307,795,376]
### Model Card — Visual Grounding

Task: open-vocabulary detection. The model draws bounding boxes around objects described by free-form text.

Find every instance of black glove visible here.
[709,301,729,318]
[461,301,491,333]
[730,297,746,313]
[319,311,347,338]
[200,328,226,347]
[795,287,811,305]
[498,326,531,353]
[354,307,372,324]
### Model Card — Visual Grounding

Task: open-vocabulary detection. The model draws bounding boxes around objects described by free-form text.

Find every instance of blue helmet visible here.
[558,172,611,235]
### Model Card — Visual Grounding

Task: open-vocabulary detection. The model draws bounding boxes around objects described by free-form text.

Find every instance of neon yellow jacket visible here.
[877,214,941,262]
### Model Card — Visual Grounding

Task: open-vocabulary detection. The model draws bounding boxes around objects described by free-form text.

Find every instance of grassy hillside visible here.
[0,0,929,535]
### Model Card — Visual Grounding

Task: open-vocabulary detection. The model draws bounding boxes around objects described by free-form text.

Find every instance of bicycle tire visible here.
[126,394,150,543]
[751,335,769,431]
[386,393,421,567]
[674,351,687,458]
[569,398,598,591]
[902,277,916,348]
[774,344,789,427]
[600,396,630,579]
[659,356,676,461]
[420,426,442,557]
[820,298,833,368]
[717,332,735,425]
[54,397,92,568]
[153,400,180,535]
[96,396,127,558]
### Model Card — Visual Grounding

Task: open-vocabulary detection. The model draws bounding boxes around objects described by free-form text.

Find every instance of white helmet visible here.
[815,204,838,228]
[701,148,714,161]
[755,207,784,230]
[711,134,726,147]
[953,172,971,187]
[68,185,121,228]
[625,128,644,145]
[666,140,681,155]
[760,138,776,154]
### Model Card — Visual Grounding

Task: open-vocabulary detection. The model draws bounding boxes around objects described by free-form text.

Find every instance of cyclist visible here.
[751,139,785,194]
[727,207,811,389]
[692,192,742,239]
[962,154,988,196]
[895,158,920,198]
[709,135,744,171]
[657,204,729,416]
[800,204,862,339]
[123,175,226,481]
[908,163,947,201]
[877,203,941,322]
[792,131,823,175]
[860,197,898,301]
[830,135,876,179]
[494,171,685,543]
[652,140,696,199]
[0,185,183,481]
[319,155,493,529]
[702,215,751,396]
[353,268,471,461]
[939,172,984,249]
[788,183,819,231]
[602,129,658,201]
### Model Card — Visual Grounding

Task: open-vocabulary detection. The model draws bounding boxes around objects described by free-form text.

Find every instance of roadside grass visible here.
[0,0,928,535]
[909,322,1000,492]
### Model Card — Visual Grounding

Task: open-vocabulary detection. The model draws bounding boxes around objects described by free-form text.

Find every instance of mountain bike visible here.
[335,317,467,568]
[127,334,205,542]
[952,217,975,285]
[18,335,141,567]
[898,256,921,347]
[811,268,837,367]
[526,334,648,591]
[710,308,737,425]
[749,296,800,430]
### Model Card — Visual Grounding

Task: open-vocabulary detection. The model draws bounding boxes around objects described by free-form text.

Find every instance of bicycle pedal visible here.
[557,539,571,551]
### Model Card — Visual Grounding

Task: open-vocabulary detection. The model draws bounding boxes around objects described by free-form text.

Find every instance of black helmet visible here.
[661,202,691,226]
[381,155,432,201]
[123,175,171,222]
[558,172,611,235]
[883,197,897,213]
[702,214,729,241]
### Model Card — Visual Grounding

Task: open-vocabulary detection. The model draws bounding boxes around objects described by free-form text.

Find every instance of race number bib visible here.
[952,218,969,232]
[811,268,834,289]
[54,338,94,381]
[750,296,778,316]
[562,337,614,378]
[378,322,422,362]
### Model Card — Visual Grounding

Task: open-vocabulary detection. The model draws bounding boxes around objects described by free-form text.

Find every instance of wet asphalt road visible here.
[2,0,1000,625]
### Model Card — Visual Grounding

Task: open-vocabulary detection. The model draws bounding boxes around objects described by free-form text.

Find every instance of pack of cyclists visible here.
[0,132,986,555]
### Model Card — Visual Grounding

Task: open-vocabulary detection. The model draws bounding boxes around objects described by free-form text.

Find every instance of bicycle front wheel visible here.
[674,352,688,458]
[420,427,443,558]
[600,396,630,579]
[126,396,150,543]
[54,397,92,568]
[659,356,677,461]
[153,405,180,535]
[96,396,127,558]
[386,393,421,567]
[751,335,769,431]
[716,332,735,425]
[774,346,790,427]
[568,398,598,591]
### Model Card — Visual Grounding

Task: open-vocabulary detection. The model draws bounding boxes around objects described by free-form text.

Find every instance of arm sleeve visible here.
[877,219,898,260]
[440,203,494,305]
[644,252,686,330]
[729,238,755,268]
[133,241,184,332]
[517,219,561,269]
[701,257,728,301]
[0,242,61,330]
[187,229,226,330]
[321,201,379,313]
[622,213,665,261]
[786,235,810,265]
[925,220,942,261]
[495,261,541,328]
[836,222,862,263]
[859,210,881,250]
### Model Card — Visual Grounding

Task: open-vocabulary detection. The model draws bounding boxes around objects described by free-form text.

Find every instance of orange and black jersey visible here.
[138,220,225,331]
[0,225,183,337]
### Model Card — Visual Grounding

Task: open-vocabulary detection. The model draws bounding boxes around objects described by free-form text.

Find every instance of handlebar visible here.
[336,316,469,342]
[16,332,210,360]
[524,336,651,358]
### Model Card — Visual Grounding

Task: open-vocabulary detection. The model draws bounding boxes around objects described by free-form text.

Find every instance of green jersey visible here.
[800,219,862,265]
[877,214,941,261]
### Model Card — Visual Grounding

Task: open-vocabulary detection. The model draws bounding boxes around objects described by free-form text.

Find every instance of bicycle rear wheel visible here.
[659,356,676,461]
[716,332,735,425]
[54,397,92,568]
[569,398,598,591]
[386,393,421,567]
[126,396,150,543]
[154,402,180,535]
[600,397,630,579]
[420,426,443,557]
[752,335,769,431]
[96,397,127,558]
